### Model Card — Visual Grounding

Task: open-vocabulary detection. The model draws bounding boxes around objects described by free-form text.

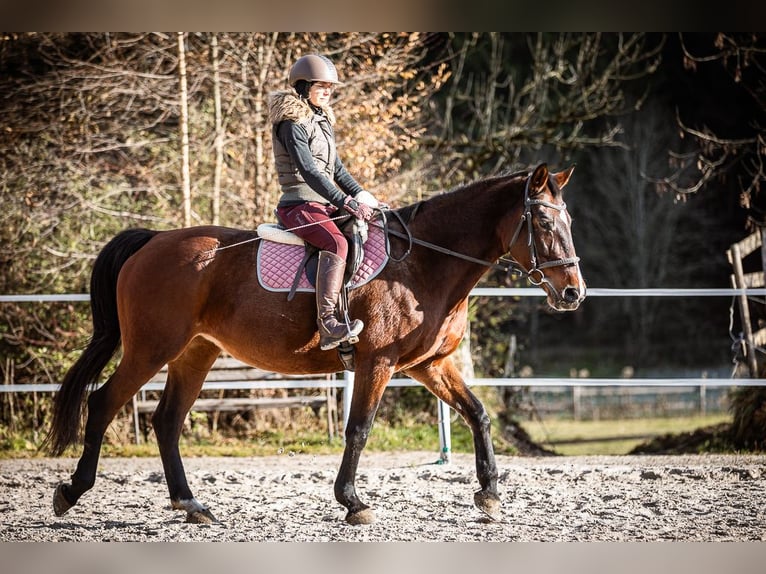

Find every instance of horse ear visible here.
[529,163,549,195]
[552,164,576,190]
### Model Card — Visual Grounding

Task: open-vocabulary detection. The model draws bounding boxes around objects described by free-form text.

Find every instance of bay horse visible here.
[45,163,585,525]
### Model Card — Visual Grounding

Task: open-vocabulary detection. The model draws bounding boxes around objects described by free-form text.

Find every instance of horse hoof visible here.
[474,490,502,520]
[346,508,376,525]
[53,484,73,517]
[185,507,219,524]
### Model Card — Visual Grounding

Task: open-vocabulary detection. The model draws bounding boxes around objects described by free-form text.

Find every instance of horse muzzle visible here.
[528,266,586,312]
[556,285,586,310]
[548,279,587,311]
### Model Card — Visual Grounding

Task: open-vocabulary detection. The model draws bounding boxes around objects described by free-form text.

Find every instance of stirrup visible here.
[319,330,362,351]
[320,336,357,351]
[337,342,355,371]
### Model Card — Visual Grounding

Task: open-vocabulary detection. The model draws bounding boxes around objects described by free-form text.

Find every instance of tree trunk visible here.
[253,33,279,221]
[211,33,223,226]
[177,32,192,227]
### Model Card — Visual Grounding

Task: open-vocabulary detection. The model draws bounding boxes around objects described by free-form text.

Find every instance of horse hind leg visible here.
[53,360,163,517]
[151,339,220,524]
[405,358,501,520]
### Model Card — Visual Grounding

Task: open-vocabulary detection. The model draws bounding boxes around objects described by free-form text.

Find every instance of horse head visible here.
[508,163,586,311]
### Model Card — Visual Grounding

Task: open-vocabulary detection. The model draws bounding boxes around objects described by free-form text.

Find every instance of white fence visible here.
[3,288,766,462]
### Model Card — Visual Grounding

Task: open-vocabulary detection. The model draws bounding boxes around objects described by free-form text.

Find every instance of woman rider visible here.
[268,54,378,351]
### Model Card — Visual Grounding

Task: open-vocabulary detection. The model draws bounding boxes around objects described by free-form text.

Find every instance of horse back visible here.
[115,225,263,324]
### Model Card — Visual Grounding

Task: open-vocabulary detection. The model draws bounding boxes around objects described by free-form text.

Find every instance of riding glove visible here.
[344,196,374,221]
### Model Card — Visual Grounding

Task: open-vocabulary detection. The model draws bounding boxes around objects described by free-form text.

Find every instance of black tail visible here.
[44,228,158,456]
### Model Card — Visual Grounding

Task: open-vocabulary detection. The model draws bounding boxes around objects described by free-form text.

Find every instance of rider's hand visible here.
[344,196,374,221]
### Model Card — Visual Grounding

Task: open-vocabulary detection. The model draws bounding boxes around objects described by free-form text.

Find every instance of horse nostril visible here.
[563,287,580,303]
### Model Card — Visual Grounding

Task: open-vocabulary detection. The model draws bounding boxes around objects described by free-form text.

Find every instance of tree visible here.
[177,32,192,227]
[573,103,726,366]
[209,33,223,226]
[652,33,766,222]
[422,33,665,182]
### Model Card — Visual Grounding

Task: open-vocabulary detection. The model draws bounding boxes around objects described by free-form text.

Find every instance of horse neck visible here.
[406,175,524,296]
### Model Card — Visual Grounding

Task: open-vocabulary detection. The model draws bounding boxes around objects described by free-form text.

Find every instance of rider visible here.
[268,54,377,351]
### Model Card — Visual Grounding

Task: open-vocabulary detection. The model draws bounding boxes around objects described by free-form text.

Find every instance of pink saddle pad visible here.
[257,223,388,293]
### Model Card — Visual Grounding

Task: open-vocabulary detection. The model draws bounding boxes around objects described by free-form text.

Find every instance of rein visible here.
[378,172,580,285]
[377,210,524,277]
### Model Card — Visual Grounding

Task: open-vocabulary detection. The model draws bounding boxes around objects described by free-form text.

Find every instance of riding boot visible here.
[316,251,364,350]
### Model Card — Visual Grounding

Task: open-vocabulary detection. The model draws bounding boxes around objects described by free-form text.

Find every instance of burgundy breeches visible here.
[276,202,348,260]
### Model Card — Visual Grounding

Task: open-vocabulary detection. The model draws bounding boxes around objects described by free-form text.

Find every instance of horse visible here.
[45,163,586,525]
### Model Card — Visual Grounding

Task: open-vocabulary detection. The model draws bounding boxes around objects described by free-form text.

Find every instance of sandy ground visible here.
[1,451,765,542]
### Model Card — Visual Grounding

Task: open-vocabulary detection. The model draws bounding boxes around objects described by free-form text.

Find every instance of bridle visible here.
[504,172,580,286]
[378,171,580,286]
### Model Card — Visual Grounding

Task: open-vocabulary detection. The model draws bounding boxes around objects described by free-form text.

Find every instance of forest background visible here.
[1,32,764,441]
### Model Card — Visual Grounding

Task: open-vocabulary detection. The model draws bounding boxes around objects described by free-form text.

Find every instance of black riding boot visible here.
[316,251,363,350]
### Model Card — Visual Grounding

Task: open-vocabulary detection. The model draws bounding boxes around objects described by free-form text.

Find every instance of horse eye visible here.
[539,218,554,231]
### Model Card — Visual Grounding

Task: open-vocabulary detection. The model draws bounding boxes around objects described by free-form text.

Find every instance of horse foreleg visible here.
[334,367,392,525]
[406,359,501,519]
[152,344,220,524]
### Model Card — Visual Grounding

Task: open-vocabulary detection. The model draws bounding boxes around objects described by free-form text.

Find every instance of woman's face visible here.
[308,82,335,107]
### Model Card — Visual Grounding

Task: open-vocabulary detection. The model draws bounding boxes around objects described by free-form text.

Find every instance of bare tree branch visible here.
[424,33,665,181]
[663,33,766,217]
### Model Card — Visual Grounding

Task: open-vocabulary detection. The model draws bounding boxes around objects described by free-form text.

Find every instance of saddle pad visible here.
[257,223,388,293]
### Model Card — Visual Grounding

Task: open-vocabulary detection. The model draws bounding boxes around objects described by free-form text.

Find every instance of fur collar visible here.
[267,90,336,126]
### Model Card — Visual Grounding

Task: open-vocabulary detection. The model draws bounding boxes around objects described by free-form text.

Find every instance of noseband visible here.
[504,173,580,286]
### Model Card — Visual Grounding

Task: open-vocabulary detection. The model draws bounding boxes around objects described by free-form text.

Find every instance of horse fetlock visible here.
[478,413,492,434]
[473,490,502,520]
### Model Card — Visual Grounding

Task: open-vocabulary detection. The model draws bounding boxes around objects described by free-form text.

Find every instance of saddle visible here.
[255,216,388,300]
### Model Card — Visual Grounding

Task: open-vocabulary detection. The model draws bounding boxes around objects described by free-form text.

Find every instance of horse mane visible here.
[394,169,529,223]
[466,168,529,190]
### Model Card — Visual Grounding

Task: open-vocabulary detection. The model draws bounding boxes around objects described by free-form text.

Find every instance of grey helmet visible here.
[289,54,342,86]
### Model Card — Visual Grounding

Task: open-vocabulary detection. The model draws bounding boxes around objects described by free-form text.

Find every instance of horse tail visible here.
[44,228,158,456]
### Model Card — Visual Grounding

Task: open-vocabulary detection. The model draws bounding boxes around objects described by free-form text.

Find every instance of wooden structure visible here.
[727,227,766,377]
[131,355,339,444]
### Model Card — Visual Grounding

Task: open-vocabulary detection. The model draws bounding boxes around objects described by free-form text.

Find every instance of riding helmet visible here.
[288,54,343,87]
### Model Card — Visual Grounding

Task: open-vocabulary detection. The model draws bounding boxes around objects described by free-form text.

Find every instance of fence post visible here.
[573,385,582,421]
[729,239,760,377]
[437,399,452,464]
[342,370,354,444]
[132,395,141,445]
